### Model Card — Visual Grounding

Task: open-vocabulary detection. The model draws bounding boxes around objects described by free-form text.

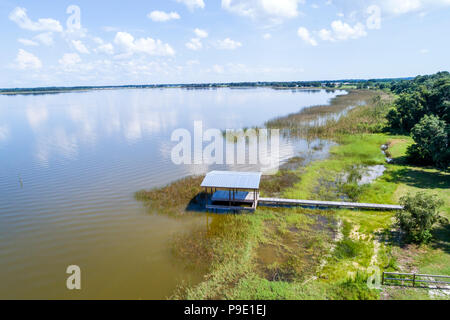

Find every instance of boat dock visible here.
[201,171,403,212]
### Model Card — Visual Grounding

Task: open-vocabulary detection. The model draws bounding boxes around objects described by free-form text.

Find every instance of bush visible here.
[396,192,444,244]
[407,114,449,168]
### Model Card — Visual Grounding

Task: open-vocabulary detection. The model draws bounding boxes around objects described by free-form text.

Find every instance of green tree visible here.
[394,92,426,131]
[386,107,401,130]
[396,192,444,244]
[407,114,449,168]
[386,72,450,135]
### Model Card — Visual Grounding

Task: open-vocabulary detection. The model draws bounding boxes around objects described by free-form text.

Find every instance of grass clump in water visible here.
[135,176,205,216]
[260,170,301,197]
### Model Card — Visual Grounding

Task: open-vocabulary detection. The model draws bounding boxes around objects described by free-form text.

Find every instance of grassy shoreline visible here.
[136,89,449,300]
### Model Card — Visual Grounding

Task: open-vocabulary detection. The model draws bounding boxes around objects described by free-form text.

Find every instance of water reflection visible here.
[0,125,9,143]
[3,88,346,168]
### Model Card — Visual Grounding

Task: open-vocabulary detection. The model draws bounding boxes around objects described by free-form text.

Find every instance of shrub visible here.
[396,192,444,244]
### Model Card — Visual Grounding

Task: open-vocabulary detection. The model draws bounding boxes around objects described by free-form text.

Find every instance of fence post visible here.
[382,272,385,285]
[413,273,416,287]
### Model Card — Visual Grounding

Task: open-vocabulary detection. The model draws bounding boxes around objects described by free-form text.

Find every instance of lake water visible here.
[0,88,346,299]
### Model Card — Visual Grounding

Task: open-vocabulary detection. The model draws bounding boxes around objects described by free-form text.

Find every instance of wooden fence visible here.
[382,272,450,288]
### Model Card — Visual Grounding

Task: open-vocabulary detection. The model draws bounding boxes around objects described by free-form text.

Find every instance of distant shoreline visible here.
[0,77,412,96]
[0,86,340,96]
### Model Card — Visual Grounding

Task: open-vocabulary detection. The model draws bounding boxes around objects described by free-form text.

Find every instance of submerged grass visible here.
[266,90,391,138]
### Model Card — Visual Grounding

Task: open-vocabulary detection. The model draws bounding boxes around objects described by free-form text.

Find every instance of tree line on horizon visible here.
[0,77,413,93]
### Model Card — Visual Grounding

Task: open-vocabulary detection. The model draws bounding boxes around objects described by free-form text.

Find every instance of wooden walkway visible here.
[259,198,403,211]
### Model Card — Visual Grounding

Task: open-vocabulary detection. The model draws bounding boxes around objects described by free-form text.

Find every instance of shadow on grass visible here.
[390,155,409,165]
[430,223,450,255]
[386,167,450,190]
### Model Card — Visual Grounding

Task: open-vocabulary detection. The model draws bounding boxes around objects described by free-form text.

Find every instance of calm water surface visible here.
[0,88,346,299]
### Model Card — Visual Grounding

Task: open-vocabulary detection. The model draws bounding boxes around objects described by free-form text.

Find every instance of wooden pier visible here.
[259,198,403,211]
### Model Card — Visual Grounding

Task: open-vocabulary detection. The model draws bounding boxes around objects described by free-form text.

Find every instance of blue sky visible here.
[1,0,449,88]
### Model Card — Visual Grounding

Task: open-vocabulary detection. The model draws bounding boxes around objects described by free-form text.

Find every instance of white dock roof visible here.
[201,171,262,190]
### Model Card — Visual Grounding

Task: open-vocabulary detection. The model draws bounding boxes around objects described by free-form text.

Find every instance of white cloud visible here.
[374,0,450,15]
[148,11,181,22]
[205,63,305,76]
[297,27,317,46]
[114,32,175,56]
[382,0,423,14]
[263,33,272,39]
[72,40,90,54]
[216,38,242,50]
[18,38,38,46]
[186,29,208,50]
[9,7,63,32]
[194,28,208,38]
[319,20,367,42]
[260,0,303,18]
[420,48,430,54]
[34,32,54,46]
[318,29,333,41]
[186,38,203,50]
[212,64,225,73]
[59,53,81,67]
[221,0,305,22]
[97,43,114,55]
[186,60,200,66]
[92,37,114,55]
[176,0,205,10]
[15,49,42,70]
